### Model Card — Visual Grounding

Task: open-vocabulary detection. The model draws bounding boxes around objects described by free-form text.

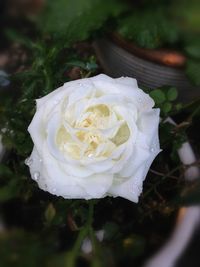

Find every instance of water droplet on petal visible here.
[137,185,142,193]
[44,183,48,189]
[150,147,155,152]
[87,153,94,158]
[25,157,33,166]
[33,171,40,181]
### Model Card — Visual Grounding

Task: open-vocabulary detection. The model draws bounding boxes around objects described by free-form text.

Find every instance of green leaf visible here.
[40,0,125,44]
[103,222,120,241]
[0,164,13,178]
[172,0,200,33]
[150,89,166,104]
[163,102,172,113]
[0,230,47,267]
[5,29,34,49]
[45,203,56,223]
[0,179,20,202]
[66,60,86,69]
[85,62,98,71]
[117,8,179,49]
[167,87,178,101]
[185,43,200,60]
[175,103,183,111]
[186,59,200,86]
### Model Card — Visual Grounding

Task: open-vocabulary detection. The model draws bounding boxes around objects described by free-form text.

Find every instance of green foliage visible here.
[150,86,179,116]
[185,59,200,86]
[117,8,179,49]
[167,87,178,101]
[0,163,13,178]
[162,102,172,114]
[67,58,98,72]
[115,0,200,85]
[103,222,120,241]
[185,42,200,60]
[150,86,189,162]
[0,230,48,267]
[149,89,165,104]
[66,56,98,78]
[0,179,20,202]
[45,203,56,224]
[172,0,200,33]
[0,38,99,157]
[40,0,125,43]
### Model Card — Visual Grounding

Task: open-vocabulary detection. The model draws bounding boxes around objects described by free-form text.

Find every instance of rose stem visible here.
[66,200,95,267]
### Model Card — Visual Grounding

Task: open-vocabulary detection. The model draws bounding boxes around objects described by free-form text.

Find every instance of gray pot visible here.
[93,38,200,103]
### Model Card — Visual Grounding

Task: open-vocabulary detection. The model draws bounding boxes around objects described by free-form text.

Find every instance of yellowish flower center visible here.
[56,104,130,160]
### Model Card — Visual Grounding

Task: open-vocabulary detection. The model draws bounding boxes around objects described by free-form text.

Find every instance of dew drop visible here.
[87,153,94,158]
[150,147,155,152]
[44,183,47,189]
[25,157,33,166]
[33,171,40,181]
[137,185,142,193]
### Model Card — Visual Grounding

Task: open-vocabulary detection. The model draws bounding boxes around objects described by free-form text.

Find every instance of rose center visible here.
[56,104,130,160]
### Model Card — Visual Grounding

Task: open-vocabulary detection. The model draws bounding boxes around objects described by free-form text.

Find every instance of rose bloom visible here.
[27,74,160,202]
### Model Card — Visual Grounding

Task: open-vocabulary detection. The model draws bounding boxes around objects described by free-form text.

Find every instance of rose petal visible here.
[119,145,150,177]
[77,173,113,198]
[108,167,145,202]
[137,108,160,146]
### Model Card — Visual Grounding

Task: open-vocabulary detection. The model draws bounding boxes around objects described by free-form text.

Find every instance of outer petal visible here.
[137,108,160,147]
[109,111,161,202]
[115,76,138,87]
[109,144,160,202]
[90,73,113,83]
[110,141,134,174]
[36,85,64,109]
[92,75,154,111]
[29,144,114,199]
[36,77,93,109]
[28,104,46,155]
[76,173,114,199]
[109,168,144,202]
[119,145,150,177]
[40,143,90,198]
[67,81,93,107]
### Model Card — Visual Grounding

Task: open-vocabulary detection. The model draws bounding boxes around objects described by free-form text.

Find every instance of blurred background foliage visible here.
[0,0,200,266]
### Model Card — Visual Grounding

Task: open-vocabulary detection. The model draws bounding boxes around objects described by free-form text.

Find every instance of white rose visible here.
[26,74,160,202]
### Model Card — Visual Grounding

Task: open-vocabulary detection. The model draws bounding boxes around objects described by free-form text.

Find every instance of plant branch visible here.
[66,200,95,267]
